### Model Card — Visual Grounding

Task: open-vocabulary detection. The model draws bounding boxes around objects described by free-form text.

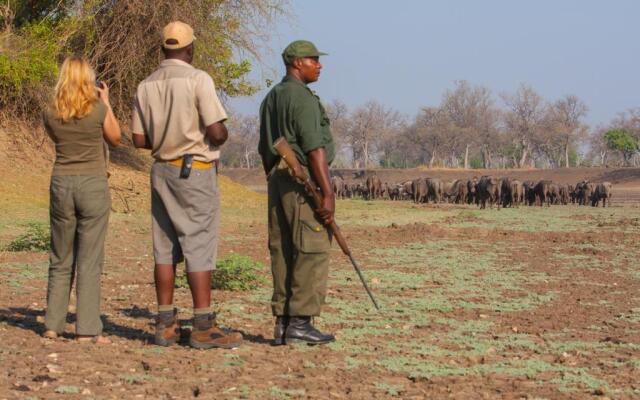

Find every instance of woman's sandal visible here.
[76,335,112,344]
[42,330,58,339]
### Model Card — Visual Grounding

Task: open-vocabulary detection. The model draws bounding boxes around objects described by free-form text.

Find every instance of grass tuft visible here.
[175,253,266,291]
[4,222,49,252]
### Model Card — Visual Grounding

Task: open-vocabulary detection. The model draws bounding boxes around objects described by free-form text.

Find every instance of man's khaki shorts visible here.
[150,162,220,272]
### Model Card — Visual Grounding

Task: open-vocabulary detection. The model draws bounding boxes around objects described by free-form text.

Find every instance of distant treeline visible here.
[223,81,640,170]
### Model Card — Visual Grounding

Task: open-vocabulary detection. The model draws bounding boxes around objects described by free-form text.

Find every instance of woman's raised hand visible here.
[96,81,111,106]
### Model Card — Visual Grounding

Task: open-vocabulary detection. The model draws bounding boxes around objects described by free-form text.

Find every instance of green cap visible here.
[281,40,328,65]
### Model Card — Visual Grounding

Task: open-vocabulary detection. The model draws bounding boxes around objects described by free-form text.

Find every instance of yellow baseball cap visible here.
[162,21,195,49]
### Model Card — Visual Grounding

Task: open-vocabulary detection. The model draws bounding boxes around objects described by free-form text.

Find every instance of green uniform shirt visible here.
[258,76,335,170]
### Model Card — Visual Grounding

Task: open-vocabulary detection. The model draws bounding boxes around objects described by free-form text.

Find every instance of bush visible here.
[174,254,265,291]
[0,22,60,119]
[5,222,50,252]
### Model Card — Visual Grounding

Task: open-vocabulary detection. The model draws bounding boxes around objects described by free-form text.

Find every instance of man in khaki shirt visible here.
[132,21,242,349]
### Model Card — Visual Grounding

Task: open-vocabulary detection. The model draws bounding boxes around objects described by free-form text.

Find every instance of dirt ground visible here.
[1,134,640,399]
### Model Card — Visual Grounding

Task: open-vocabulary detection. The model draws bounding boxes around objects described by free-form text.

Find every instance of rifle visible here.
[273,138,381,310]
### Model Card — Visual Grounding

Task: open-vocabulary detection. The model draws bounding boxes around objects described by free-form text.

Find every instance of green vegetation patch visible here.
[375,382,404,396]
[54,385,81,394]
[0,262,48,289]
[268,386,306,399]
[175,253,266,291]
[0,23,59,102]
[4,222,49,252]
[373,240,552,313]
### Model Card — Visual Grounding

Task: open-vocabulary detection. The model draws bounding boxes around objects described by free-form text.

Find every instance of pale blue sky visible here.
[228,0,640,126]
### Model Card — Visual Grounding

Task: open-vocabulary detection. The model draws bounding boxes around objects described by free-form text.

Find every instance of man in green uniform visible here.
[258,40,336,345]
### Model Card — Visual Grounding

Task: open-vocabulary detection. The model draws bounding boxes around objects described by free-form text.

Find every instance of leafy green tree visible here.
[1,0,288,122]
[0,22,61,118]
[603,128,638,166]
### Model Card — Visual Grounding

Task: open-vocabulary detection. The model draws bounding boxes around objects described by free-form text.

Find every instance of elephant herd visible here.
[331,174,614,209]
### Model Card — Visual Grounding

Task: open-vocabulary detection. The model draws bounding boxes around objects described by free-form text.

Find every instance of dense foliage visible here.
[604,129,638,165]
[0,0,286,121]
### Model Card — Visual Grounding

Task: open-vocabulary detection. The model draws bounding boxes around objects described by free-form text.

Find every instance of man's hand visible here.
[315,194,335,226]
[307,147,335,226]
[132,133,152,149]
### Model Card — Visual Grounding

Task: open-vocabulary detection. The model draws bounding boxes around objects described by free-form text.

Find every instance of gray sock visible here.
[158,308,175,325]
[193,312,215,330]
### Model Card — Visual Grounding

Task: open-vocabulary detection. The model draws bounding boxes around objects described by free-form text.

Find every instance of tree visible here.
[1,0,288,121]
[440,80,498,168]
[502,84,546,168]
[324,100,351,167]
[587,127,609,166]
[222,114,260,168]
[604,129,638,166]
[546,95,588,167]
[412,107,449,168]
[343,101,402,168]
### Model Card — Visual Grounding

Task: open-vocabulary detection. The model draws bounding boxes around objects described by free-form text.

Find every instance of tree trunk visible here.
[519,147,528,168]
[429,150,436,168]
[464,144,469,169]
[243,148,251,169]
[481,144,493,169]
[363,141,369,169]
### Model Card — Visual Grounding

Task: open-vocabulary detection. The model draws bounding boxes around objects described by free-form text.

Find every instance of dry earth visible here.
[1,130,639,399]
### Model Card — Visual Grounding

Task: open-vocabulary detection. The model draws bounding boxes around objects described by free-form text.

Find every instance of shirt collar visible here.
[160,58,194,68]
[282,75,308,88]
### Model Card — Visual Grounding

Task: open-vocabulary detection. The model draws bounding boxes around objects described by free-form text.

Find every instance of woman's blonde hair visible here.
[53,57,98,122]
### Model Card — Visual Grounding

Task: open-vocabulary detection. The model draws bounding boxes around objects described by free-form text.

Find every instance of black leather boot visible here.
[284,317,335,345]
[273,316,289,345]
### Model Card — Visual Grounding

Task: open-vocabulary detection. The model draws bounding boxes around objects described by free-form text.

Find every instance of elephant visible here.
[331,176,345,199]
[522,181,536,206]
[511,179,524,206]
[558,184,570,205]
[591,182,613,207]
[426,178,444,204]
[576,181,594,206]
[477,175,501,209]
[365,174,382,200]
[467,177,478,205]
[412,178,428,203]
[501,178,514,208]
[401,180,414,201]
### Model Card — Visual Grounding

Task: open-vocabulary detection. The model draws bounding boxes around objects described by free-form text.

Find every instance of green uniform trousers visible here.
[45,175,111,335]
[268,169,332,317]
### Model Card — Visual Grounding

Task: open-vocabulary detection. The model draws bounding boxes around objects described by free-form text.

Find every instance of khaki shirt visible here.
[131,59,227,162]
[258,76,335,171]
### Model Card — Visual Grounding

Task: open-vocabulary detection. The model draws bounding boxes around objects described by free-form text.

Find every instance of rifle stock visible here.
[272,137,380,310]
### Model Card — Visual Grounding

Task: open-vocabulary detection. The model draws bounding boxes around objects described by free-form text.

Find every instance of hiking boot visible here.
[155,308,180,347]
[273,316,289,346]
[284,316,335,345]
[189,313,243,350]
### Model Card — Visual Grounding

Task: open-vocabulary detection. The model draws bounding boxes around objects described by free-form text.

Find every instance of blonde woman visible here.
[42,57,121,343]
